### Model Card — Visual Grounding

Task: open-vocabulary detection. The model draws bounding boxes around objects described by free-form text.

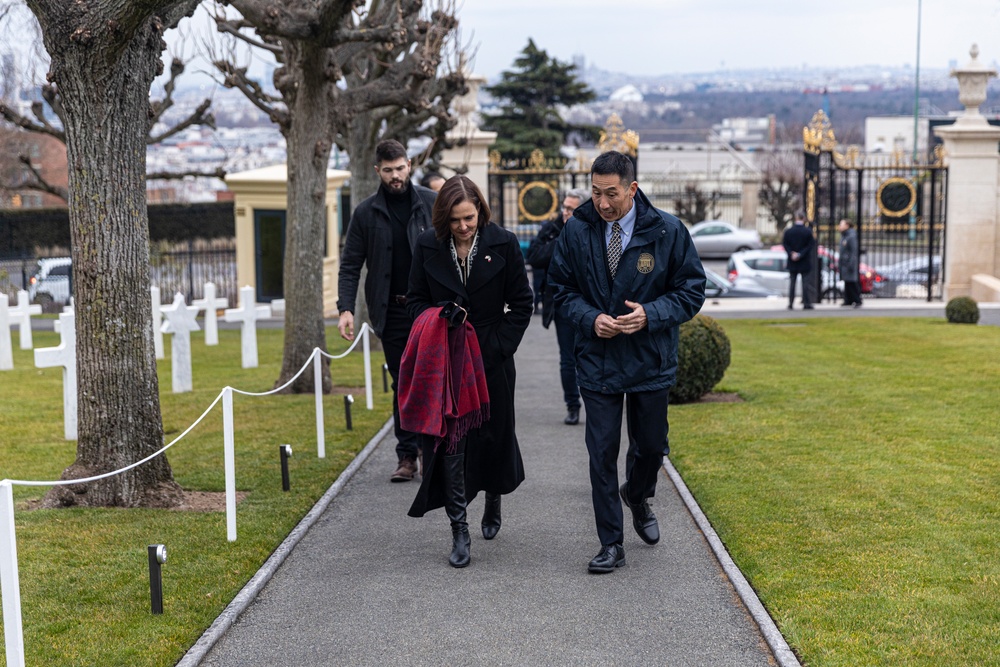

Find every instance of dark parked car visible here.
[871,256,942,298]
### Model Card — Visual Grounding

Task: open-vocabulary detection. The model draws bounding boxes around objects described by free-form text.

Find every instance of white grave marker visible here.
[224,285,270,369]
[192,282,228,346]
[34,311,77,440]
[10,290,41,350]
[0,294,13,370]
[151,286,165,359]
[160,292,200,393]
[53,301,74,333]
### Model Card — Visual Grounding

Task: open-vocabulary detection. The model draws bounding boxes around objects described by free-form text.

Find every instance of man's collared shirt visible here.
[603,200,638,251]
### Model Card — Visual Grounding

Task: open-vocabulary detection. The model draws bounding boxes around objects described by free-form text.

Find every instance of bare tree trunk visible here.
[35,4,183,508]
[345,110,381,343]
[274,44,332,392]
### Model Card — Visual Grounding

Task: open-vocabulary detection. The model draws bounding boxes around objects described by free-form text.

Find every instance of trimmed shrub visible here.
[945,296,980,324]
[673,314,731,403]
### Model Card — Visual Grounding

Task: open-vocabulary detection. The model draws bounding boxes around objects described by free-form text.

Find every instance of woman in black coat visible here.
[406,175,533,567]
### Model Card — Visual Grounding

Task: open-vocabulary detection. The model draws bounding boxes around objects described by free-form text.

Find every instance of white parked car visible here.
[689,220,763,258]
[726,249,844,300]
[28,257,72,305]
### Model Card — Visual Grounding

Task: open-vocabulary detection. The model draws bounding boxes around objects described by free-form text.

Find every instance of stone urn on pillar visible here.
[933,44,1000,299]
[951,43,997,126]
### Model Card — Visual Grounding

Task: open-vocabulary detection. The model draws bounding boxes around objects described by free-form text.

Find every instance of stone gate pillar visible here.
[439,67,497,192]
[934,45,1000,299]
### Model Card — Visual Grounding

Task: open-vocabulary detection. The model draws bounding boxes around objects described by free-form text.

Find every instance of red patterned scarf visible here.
[398,307,490,453]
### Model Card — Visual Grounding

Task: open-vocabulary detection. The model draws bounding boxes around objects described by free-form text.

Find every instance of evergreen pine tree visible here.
[484,39,596,163]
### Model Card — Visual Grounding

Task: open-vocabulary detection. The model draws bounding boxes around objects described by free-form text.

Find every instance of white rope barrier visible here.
[5,390,227,488]
[0,321,380,667]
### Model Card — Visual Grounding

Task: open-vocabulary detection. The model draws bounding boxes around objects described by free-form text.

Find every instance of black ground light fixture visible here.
[344,394,354,430]
[148,544,167,614]
[279,444,293,491]
[382,363,389,393]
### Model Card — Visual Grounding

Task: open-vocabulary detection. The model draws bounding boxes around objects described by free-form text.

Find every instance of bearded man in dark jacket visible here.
[337,139,437,482]
[548,151,705,574]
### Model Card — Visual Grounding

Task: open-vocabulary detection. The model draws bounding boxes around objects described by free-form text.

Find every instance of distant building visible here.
[608,84,643,104]
[712,116,775,148]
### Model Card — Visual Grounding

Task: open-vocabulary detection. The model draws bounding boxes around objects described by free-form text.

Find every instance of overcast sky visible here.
[457,0,1000,79]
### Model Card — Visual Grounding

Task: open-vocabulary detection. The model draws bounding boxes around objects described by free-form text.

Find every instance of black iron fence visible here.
[803,111,946,301]
[1,239,237,307]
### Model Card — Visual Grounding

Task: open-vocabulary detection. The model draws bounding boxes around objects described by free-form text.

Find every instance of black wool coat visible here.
[405,223,533,516]
[782,223,815,273]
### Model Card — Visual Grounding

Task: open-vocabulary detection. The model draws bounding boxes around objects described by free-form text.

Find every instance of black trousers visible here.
[381,304,420,461]
[843,280,862,305]
[580,387,670,546]
[554,313,580,411]
[788,269,812,307]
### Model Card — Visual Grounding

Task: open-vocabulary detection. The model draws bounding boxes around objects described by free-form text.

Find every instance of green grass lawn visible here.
[0,327,392,666]
[670,317,1000,667]
[2,318,998,666]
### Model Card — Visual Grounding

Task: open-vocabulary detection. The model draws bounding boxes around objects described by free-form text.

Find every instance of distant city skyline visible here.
[458,1,1000,80]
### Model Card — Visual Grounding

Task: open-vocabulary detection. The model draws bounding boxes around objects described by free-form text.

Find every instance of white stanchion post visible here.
[0,481,26,667]
[222,387,237,542]
[313,350,326,459]
[362,325,373,410]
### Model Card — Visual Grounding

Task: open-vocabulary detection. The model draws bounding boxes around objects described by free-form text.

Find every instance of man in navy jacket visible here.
[548,151,705,573]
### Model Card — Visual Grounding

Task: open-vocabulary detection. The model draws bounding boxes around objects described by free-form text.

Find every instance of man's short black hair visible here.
[591,151,635,185]
[375,139,408,165]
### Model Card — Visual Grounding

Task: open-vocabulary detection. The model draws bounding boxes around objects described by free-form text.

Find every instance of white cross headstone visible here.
[0,294,13,371]
[192,282,228,346]
[160,292,200,393]
[54,301,74,333]
[34,311,77,440]
[10,290,41,350]
[224,285,270,369]
[151,286,165,360]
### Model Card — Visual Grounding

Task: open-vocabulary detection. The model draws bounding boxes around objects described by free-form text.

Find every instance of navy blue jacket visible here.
[548,189,706,393]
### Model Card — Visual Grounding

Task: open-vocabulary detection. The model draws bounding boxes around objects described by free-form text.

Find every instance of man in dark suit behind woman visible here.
[783,209,815,310]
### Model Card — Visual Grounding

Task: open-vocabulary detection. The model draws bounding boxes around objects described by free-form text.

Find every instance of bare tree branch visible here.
[148,98,215,143]
[16,154,68,200]
[215,17,283,54]
[0,99,65,141]
[213,59,288,126]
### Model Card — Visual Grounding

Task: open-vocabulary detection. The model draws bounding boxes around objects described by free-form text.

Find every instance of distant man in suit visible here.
[783,209,815,310]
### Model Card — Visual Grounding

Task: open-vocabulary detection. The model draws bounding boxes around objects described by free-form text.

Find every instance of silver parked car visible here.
[726,249,844,300]
[28,257,72,305]
[704,268,781,298]
[689,220,763,258]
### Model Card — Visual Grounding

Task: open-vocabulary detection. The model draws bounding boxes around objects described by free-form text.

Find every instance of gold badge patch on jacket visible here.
[637,253,654,274]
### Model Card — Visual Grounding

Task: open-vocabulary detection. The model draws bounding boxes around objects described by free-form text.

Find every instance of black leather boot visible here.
[481,492,502,540]
[443,453,470,568]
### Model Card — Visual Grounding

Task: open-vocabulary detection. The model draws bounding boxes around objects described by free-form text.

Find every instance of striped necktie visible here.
[608,220,623,279]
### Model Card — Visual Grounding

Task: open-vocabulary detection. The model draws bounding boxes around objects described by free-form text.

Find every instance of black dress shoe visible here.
[620,483,660,545]
[588,544,625,573]
[564,408,580,425]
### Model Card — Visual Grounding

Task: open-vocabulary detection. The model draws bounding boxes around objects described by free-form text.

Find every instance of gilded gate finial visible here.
[803,110,836,155]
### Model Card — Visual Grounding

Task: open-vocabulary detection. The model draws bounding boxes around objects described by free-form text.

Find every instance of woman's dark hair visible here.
[431,175,492,241]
